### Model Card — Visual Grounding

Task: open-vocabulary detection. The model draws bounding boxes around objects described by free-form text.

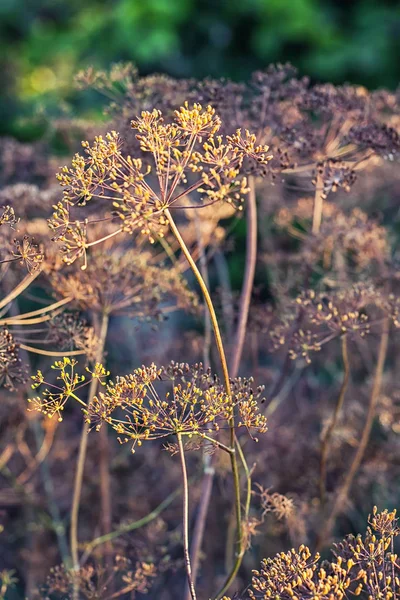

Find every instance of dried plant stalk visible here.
[164,208,243,599]
[71,313,109,600]
[319,334,350,505]
[317,317,389,549]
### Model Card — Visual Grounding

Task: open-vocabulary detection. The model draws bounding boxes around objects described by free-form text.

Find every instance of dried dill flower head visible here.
[275,199,390,275]
[33,555,156,599]
[87,361,267,451]
[51,102,272,263]
[0,328,27,390]
[48,227,198,317]
[45,312,100,361]
[268,285,381,364]
[0,205,44,275]
[248,544,359,599]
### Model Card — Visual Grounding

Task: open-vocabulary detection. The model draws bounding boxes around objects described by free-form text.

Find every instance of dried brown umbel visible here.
[0,328,27,390]
[332,506,400,599]
[268,285,381,365]
[33,555,157,599]
[45,312,100,361]
[49,233,198,318]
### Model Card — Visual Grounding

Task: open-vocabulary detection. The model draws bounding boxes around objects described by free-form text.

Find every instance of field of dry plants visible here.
[0,64,399,599]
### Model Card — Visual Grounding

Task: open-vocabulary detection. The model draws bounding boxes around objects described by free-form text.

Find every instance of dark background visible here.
[1,0,400,137]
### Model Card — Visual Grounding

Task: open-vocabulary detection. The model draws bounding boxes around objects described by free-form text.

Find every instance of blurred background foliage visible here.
[1,0,400,138]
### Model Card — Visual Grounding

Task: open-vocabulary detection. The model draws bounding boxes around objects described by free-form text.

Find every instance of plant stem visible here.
[312,172,324,235]
[99,422,112,561]
[183,211,213,600]
[317,318,389,549]
[230,176,257,377]
[319,335,350,505]
[177,432,197,600]
[81,483,184,563]
[165,208,242,599]
[0,269,42,311]
[71,312,109,600]
[165,209,231,396]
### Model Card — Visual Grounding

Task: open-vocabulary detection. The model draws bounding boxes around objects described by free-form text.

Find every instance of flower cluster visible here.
[87,361,267,450]
[0,328,26,390]
[49,230,198,317]
[32,555,157,599]
[29,357,109,421]
[249,509,400,598]
[268,286,380,364]
[51,103,271,262]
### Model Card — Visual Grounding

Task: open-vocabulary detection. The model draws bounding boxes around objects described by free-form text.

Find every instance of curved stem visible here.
[317,318,389,549]
[165,209,231,395]
[177,433,197,600]
[71,313,109,600]
[319,335,350,504]
[20,344,86,357]
[0,268,42,311]
[81,483,183,562]
[165,208,242,598]
[183,211,213,600]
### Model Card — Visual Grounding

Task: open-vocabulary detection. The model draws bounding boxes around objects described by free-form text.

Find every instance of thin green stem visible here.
[81,483,183,562]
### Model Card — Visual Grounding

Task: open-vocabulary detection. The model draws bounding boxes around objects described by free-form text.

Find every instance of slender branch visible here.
[71,313,109,600]
[0,269,42,311]
[182,210,215,600]
[86,228,122,248]
[0,313,62,326]
[319,335,350,505]
[177,432,197,600]
[230,176,257,377]
[317,318,389,549]
[0,296,72,321]
[212,176,259,599]
[20,344,86,357]
[99,414,112,561]
[165,208,242,598]
[235,438,252,524]
[312,172,324,235]
[164,209,232,396]
[194,211,212,369]
[81,483,183,563]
